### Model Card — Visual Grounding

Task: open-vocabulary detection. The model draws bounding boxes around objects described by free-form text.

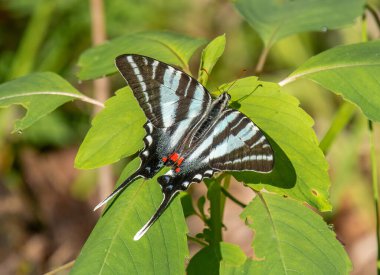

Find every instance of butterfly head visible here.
[213,92,231,112]
[221,92,231,101]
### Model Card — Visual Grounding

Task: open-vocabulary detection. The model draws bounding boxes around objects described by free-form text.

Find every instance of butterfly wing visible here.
[95,55,213,220]
[209,109,274,172]
[95,55,212,210]
[115,54,212,128]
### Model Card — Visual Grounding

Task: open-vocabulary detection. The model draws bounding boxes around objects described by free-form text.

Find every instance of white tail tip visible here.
[93,195,113,211]
[133,223,150,241]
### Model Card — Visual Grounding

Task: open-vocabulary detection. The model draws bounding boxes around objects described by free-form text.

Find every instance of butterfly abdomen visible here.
[188,92,230,147]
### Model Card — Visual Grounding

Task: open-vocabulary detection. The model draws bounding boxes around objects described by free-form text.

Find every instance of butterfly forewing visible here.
[115,54,211,128]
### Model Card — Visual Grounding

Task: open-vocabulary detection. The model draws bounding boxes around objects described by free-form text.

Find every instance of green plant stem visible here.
[208,179,223,246]
[44,260,75,275]
[369,121,380,272]
[220,174,230,220]
[254,46,270,75]
[8,0,55,80]
[319,101,356,155]
[220,186,247,208]
[187,235,208,247]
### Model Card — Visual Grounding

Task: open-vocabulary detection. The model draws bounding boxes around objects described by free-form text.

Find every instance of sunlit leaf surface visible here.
[220,193,351,274]
[75,87,144,169]
[280,40,380,122]
[78,31,206,80]
[0,72,88,132]
[198,34,226,86]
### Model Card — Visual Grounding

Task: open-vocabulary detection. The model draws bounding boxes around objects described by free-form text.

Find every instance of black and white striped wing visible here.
[209,109,274,172]
[115,54,212,128]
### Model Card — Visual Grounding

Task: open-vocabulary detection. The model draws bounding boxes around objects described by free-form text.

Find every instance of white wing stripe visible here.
[128,56,147,91]
[187,134,213,161]
[169,118,193,148]
[251,135,266,148]
[183,76,192,97]
[161,68,181,127]
[152,60,159,79]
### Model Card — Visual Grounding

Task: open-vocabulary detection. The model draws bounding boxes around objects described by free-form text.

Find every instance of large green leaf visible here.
[220,193,351,274]
[220,77,330,211]
[71,158,188,274]
[234,0,365,46]
[198,34,226,86]
[279,40,380,122]
[78,31,207,80]
[0,72,95,132]
[75,87,145,169]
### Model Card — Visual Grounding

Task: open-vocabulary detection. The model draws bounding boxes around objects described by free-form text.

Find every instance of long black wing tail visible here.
[133,185,179,241]
[93,172,143,211]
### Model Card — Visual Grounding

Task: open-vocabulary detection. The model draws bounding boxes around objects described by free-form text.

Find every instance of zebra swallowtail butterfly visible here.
[94,54,274,240]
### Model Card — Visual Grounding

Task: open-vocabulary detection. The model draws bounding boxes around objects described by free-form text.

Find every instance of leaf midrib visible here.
[279,62,380,86]
[0,91,104,107]
[258,194,289,274]
[97,181,146,274]
[141,35,189,70]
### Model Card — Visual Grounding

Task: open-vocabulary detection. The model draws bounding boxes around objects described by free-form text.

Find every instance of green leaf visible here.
[188,242,246,275]
[219,242,247,266]
[280,40,380,122]
[180,193,196,218]
[71,158,189,274]
[198,34,226,86]
[0,72,91,132]
[220,193,351,274]
[187,245,221,275]
[78,31,207,80]
[219,77,330,211]
[234,0,365,46]
[75,87,145,169]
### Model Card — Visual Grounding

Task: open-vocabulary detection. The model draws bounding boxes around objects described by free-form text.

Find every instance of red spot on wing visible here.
[177,157,184,166]
[169,152,179,162]
[175,167,181,173]
[162,157,168,162]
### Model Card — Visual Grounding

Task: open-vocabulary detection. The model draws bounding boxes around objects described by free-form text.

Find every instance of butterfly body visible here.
[95,54,274,240]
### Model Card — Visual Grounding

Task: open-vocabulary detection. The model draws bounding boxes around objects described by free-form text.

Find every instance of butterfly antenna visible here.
[93,173,143,211]
[234,84,263,104]
[133,189,179,241]
[221,68,248,94]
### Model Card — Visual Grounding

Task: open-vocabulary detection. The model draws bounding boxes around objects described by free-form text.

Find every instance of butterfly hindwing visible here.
[209,109,274,172]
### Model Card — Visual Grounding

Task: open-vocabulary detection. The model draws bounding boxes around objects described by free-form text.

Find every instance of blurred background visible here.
[0,0,380,274]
